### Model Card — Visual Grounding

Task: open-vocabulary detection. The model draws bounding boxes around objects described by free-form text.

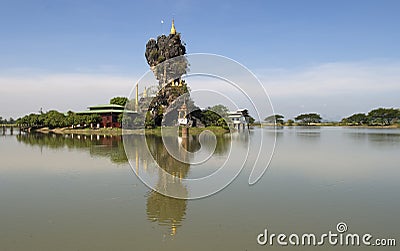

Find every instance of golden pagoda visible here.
[170,19,176,35]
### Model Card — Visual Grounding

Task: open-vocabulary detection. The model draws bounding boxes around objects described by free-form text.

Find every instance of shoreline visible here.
[257,124,400,129]
[30,124,400,136]
[33,126,230,136]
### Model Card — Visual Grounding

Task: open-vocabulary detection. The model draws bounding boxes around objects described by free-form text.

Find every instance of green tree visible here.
[86,114,102,125]
[367,108,399,126]
[341,113,367,125]
[286,119,294,126]
[43,110,66,128]
[264,114,284,124]
[295,113,322,125]
[248,115,255,124]
[110,97,128,107]
[216,118,228,128]
[201,110,222,127]
[209,104,229,118]
[145,111,155,128]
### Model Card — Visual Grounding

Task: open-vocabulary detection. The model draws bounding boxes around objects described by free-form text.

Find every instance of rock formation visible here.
[143,20,193,128]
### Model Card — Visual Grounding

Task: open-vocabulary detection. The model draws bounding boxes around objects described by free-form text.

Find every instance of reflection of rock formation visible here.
[146,191,187,236]
[142,134,232,236]
[144,134,190,236]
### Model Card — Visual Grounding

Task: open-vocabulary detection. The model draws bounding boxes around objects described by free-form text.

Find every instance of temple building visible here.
[76,104,136,128]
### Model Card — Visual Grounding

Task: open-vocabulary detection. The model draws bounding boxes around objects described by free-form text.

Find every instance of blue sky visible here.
[1,0,399,120]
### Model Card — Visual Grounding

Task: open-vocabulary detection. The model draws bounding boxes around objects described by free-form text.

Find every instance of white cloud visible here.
[258,61,400,97]
[1,60,399,121]
[255,61,400,120]
[0,73,135,118]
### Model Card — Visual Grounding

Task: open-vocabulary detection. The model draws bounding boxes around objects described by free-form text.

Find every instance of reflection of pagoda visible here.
[146,191,187,236]
[142,134,190,236]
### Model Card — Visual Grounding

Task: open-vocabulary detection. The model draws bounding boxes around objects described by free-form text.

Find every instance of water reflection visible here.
[345,129,400,147]
[146,191,187,236]
[295,126,321,139]
[16,132,232,236]
[16,133,128,164]
[5,128,400,250]
[143,135,189,236]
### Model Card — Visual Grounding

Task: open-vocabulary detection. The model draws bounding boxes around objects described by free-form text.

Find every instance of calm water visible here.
[1,127,399,250]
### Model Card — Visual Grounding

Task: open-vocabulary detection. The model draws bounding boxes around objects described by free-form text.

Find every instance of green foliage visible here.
[0,116,15,124]
[248,115,255,124]
[119,113,143,128]
[264,114,284,124]
[17,111,101,129]
[216,118,228,128]
[295,113,322,125]
[201,110,221,127]
[125,99,136,111]
[121,115,132,128]
[200,105,230,127]
[286,119,294,126]
[367,108,399,125]
[342,108,400,126]
[209,105,229,118]
[341,113,367,125]
[117,114,123,124]
[145,111,155,129]
[43,110,67,128]
[110,97,128,107]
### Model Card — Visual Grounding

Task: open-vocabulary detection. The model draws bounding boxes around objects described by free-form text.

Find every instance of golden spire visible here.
[170,19,176,35]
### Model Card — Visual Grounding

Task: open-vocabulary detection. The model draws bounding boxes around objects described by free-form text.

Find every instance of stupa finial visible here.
[170,19,176,35]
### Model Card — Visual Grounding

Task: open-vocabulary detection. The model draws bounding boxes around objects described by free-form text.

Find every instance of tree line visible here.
[16,111,102,129]
[264,113,322,126]
[263,107,400,126]
[0,116,16,124]
[341,108,400,126]
[14,97,128,129]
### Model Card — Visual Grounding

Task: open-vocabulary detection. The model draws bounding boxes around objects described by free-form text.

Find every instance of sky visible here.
[0,0,399,121]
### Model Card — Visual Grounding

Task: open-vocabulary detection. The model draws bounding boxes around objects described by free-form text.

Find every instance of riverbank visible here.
[34,126,230,136]
[32,124,400,136]
[258,123,400,128]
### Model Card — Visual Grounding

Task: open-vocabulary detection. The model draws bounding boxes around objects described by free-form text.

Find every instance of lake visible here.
[1,127,399,250]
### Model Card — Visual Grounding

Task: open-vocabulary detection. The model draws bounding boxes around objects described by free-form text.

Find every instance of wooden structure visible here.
[1,124,23,135]
[76,104,137,128]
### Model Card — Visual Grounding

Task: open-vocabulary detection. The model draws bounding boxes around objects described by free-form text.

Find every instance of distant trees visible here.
[286,119,294,126]
[294,113,322,125]
[16,111,101,129]
[110,97,128,107]
[264,114,284,124]
[0,116,15,124]
[341,113,368,125]
[342,108,400,126]
[367,108,399,125]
